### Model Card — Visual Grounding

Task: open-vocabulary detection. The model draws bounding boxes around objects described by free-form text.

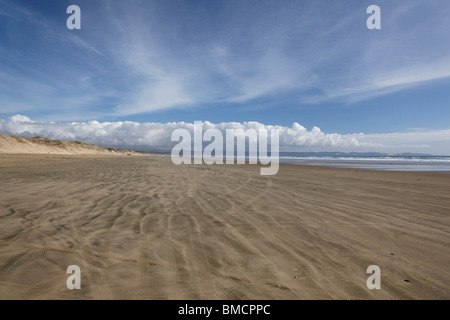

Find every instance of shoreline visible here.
[279,159,450,174]
[2,152,450,174]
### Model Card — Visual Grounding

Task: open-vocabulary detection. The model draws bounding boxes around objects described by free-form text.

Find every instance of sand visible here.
[0,134,139,155]
[0,154,449,300]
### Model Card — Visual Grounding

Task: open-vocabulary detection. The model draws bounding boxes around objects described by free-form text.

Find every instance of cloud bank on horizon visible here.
[2,115,450,155]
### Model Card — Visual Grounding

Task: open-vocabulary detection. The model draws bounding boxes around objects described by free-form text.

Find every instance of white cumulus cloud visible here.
[0,115,367,151]
[2,115,449,155]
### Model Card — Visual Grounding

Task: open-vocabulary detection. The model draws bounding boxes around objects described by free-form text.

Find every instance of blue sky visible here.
[1,0,450,153]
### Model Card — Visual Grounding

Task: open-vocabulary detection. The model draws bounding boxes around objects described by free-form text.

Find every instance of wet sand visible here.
[0,154,449,299]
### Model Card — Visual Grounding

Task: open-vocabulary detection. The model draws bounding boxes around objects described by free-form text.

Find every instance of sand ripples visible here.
[0,155,449,299]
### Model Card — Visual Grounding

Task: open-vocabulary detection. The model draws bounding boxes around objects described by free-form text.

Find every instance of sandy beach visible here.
[0,154,449,299]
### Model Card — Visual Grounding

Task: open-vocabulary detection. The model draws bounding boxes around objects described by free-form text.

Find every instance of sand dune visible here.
[0,154,449,299]
[0,134,138,155]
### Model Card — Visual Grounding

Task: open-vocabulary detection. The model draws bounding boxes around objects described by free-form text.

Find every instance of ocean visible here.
[134,147,450,173]
[279,154,450,172]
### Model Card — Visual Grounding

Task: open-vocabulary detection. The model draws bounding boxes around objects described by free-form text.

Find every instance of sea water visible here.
[279,154,450,172]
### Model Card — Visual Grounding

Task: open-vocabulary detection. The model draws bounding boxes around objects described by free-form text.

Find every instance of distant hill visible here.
[0,134,141,155]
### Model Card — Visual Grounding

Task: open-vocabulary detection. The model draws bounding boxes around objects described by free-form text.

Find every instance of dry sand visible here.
[0,154,449,299]
[0,134,139,155]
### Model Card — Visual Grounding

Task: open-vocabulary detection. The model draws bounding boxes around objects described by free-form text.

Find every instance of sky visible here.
[0,0,449,154]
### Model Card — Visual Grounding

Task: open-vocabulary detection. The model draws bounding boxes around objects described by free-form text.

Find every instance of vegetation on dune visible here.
[0,134,138,155]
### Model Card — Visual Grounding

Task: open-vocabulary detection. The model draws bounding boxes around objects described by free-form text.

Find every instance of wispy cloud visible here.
[66,35,103,57]
[0,0,449,121]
